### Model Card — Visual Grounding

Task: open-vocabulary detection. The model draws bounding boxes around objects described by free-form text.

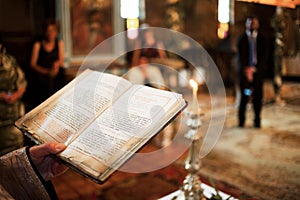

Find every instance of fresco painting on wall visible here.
[70,0,114,55]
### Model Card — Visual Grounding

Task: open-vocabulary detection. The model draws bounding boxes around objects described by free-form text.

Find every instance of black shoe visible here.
[254,122,261,128]
[254,117,261,128]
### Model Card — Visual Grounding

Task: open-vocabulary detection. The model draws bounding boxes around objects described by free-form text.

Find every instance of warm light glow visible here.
[126,18,139,39]
[190,79,198,98]
[190,79,198,92]
[217,22,229,39]
[218,0,230,23]
[189,79,199,113]
[236,0,298,9]
[121,0,139,19]
[126,18,139,29]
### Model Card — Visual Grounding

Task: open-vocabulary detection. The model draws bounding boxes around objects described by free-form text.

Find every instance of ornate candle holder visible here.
[175,104,205,200]
[173,79,205,199]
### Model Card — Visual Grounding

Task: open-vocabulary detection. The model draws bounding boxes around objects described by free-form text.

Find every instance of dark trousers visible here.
[238,77,263,127]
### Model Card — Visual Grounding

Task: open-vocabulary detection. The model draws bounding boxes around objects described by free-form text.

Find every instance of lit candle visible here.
[189,79,199,113]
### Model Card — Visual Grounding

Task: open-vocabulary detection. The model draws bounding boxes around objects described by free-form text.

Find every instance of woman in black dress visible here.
[30,19,65,106]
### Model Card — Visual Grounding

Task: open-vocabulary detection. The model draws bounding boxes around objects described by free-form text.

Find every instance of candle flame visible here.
[189,79,198,90]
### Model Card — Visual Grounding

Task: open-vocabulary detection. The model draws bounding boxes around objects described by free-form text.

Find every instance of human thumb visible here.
[54,143,66,153]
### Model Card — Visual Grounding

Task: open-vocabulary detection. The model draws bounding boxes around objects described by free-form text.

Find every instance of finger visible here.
[30,143,66,158]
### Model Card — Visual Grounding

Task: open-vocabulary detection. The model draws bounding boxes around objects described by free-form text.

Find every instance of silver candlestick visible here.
[173,79,205,200]
[174,104,205,200]
[181,108,205,200]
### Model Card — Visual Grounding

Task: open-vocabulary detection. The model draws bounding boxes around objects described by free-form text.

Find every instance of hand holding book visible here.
[16,69,187,183]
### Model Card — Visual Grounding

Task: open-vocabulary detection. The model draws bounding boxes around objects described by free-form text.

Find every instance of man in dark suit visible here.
[237,16,266,128]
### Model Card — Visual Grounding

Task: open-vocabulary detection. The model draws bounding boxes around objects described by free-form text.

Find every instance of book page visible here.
[60,85,186,179]
[15,69,132,144]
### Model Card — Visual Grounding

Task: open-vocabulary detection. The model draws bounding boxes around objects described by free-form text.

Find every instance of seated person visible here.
[126,56,166,90]
[0,142,68,199]
[131,27,166,67]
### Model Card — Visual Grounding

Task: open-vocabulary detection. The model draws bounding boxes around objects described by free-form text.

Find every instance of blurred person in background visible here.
[29,18,65,108]
[126,56,166,89]
[131,26,166,66]
[237,16,267,128]
[0,41,27,155]
[0,41,27,156]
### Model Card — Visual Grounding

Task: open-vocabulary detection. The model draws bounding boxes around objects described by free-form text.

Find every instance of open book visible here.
[15,69,187,183]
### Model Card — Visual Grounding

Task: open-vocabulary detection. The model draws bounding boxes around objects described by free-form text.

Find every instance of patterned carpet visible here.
[199,103,300,200]
[98,164,187,200]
